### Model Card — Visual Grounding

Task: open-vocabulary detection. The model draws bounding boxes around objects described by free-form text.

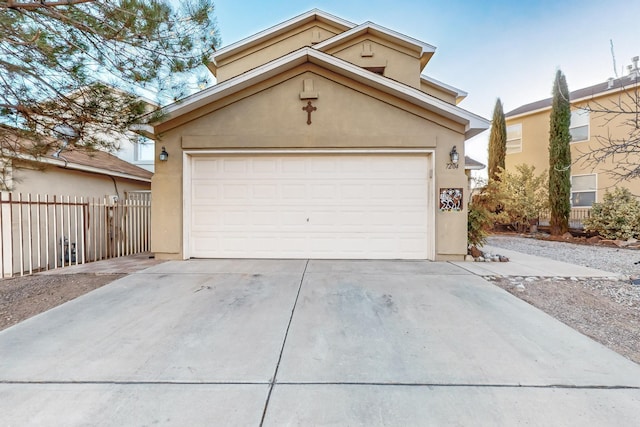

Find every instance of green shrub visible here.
[583,188,640,240]
[497,164,549,230]
[468,203,492,248]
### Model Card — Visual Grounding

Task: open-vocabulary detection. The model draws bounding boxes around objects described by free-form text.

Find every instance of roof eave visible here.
[209,9,355,66]
[314,21,437,68]
[153,48,489,139]
[13,153,152,183]
[506,79,640,119]
[420,75,468,103]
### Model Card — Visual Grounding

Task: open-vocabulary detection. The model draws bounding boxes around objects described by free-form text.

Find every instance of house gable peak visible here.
[314,21,436,71]
[208,9,355,76]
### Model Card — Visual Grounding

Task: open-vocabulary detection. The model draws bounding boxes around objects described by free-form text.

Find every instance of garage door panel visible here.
[251,184,278,199]
[222,159,248,174]
[252,158,278,173]
[189,154,431,259]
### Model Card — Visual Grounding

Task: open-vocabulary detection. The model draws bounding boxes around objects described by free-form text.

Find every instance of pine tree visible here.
[548,70,572,235]
[488,98,506,182]
[0,0,219,185]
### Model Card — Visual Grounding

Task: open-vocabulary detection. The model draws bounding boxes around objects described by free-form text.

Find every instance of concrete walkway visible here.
[452,245,622,278]
[0,258,639,425]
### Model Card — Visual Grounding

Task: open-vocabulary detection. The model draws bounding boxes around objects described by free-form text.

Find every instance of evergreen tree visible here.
[548,70,572,235]
[488,98,506,181]
[0,0,219,184]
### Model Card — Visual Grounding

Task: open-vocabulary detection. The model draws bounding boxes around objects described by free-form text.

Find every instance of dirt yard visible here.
[0,273,124,330]
[489,276,640,364]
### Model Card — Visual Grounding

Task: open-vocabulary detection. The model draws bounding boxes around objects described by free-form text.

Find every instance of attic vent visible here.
[311,29,322,44]
[361,42,374,57]
[299,79,319,99]
[364,66,385,75]
[607,77,615,89]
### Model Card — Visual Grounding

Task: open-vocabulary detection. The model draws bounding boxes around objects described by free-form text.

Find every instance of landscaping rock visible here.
[469,246,482,258]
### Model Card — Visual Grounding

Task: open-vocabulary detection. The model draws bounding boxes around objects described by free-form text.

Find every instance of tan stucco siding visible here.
[152,67,469,260]
[326,37,421,89]
[177,72,456,148]
[420,81,457,104]
[215,23,341,82]
[434,145,468,257]
[506,92,640,203]
[505,110,549,175]
[11,161,150,198]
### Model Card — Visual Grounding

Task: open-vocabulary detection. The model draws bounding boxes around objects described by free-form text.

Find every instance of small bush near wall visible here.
[583,188,640,240]
[468,203,492,249]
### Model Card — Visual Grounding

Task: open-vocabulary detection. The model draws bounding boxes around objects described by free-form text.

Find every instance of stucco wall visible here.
[152,66,469,261]
[11,161,151,199]
[506,92,640,203]
[327,37,422,89]
[215,23,341,82]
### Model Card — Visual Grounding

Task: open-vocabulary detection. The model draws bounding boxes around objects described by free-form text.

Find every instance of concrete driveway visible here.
[1,259,639,426]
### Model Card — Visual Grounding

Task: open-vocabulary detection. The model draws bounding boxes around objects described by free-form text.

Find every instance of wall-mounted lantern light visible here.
[447,145,459,169]
[159,146,169,162]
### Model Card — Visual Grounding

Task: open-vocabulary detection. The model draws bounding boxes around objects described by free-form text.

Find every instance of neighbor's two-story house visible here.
[143,9,489,261]
[505,59,640,209]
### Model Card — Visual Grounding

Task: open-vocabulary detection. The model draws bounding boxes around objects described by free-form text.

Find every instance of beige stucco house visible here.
[505,61,640,208]
[4,147,152,197]
[145,9,489,261]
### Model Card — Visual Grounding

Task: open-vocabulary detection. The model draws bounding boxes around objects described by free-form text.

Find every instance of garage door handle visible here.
[306,218,309,222]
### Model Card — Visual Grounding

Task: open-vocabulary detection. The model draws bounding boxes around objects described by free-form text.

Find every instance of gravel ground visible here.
[0,274,125,331]
[486,234,640,277]
[484,234,640,364]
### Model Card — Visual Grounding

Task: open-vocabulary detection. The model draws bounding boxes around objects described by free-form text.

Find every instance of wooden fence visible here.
[0,191,151,277]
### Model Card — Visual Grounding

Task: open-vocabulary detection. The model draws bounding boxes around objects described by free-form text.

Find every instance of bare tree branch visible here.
[3,0,95,9]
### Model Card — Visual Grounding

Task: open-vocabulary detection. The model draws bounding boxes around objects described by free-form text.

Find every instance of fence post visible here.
[1,192,13,277]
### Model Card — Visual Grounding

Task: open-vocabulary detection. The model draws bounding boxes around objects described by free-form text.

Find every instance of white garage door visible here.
[188,154,432,259]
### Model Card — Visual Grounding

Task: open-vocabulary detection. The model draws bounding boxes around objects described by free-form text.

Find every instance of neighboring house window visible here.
[506,124,522,154]
[570,109,589,142]
[135,136,155,162]
[571,174,596,207]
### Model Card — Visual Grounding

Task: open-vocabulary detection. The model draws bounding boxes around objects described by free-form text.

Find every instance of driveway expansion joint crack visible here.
[0,380,271,386]
[1,380,637,391]
[259,259,309,427]
[270,382,640,390]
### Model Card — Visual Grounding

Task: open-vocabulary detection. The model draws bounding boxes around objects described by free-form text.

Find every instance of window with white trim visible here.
[571,174,596,207]
[570,109,589,142]
[506,123,522,154]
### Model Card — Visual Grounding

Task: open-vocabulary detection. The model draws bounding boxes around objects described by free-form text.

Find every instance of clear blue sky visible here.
[204,0,640,167]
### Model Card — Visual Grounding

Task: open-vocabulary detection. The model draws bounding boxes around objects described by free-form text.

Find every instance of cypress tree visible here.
[488,98,507,182]
[548,70,572,235]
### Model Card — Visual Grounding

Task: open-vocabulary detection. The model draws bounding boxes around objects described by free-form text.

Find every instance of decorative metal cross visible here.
[302,101,317,125]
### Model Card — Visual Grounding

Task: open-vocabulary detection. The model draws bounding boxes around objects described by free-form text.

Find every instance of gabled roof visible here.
[2,125,153,182]
[13,147,152,182]
[506,74,640,118]
[150,47,489,139]
[314,22,436,70]
[52,148,153,182]
[420,75,468,104]
[208,9,355,74]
